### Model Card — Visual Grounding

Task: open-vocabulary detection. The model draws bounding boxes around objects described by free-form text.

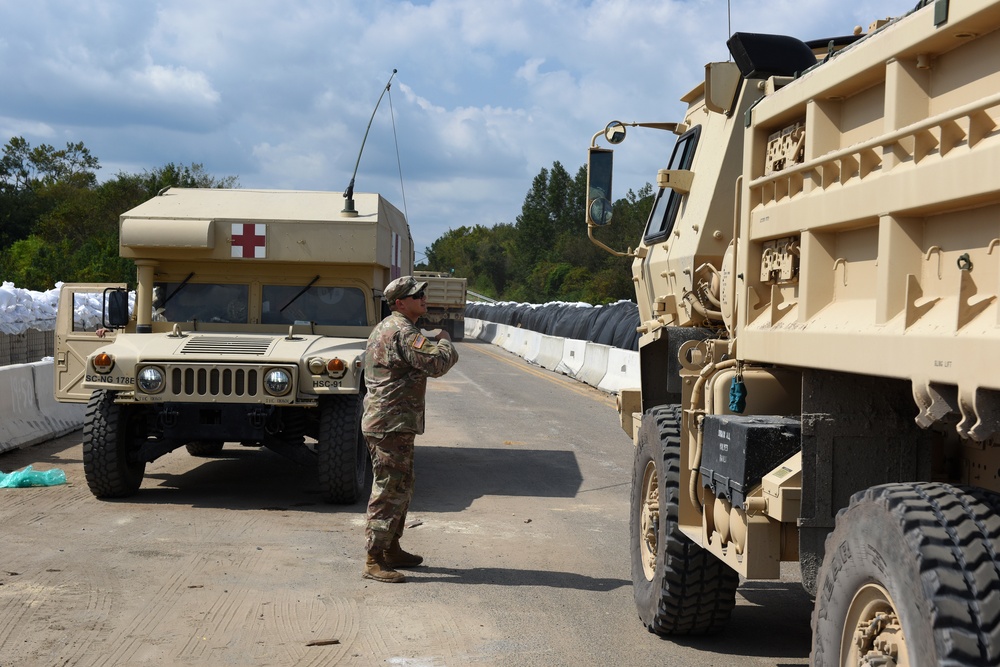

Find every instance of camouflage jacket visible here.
[361,311,458,435]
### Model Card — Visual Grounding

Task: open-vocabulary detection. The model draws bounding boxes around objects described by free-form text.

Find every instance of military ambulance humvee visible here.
[54,187,412,503]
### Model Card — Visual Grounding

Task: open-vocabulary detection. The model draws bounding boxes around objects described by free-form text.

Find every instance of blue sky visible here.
[0,0,915,259]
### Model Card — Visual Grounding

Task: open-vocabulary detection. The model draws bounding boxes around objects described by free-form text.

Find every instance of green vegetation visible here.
[1,137,651,303]
[421,161,652,303]
[0,136,238,290]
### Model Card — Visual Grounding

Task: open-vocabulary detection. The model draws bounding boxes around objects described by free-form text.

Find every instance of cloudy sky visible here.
[0,0,916,258]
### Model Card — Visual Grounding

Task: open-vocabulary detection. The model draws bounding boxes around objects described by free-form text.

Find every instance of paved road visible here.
[0,339,814,666]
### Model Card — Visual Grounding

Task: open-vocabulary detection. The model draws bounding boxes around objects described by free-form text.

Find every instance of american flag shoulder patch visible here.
[412,334,427,350]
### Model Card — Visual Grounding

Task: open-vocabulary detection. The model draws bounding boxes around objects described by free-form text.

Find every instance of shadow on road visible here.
[412,565,629,591]
[415,445,583,511]
[662,580,813,663]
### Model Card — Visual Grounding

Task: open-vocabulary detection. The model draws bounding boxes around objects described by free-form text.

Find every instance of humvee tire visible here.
[811,482,1000,666]
[82,390,146,498]
[185,441,225,457]
[316,395,368,504]
[630,405,738,635]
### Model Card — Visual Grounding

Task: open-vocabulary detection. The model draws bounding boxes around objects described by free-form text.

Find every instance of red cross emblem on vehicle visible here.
[231,223,266,258]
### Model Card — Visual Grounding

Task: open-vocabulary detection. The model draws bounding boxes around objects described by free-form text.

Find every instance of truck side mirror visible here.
[587,147,614,226]
[104,288,129,328]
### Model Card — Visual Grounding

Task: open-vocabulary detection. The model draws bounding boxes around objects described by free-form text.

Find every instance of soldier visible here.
[361,275,459,583]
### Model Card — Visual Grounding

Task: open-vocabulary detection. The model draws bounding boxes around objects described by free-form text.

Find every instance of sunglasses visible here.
[407,291,426,300]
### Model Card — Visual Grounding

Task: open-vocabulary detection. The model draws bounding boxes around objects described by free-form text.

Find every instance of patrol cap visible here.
[383,275,428,303]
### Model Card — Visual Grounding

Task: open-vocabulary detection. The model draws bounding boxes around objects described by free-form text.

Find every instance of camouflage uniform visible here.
[362,309,458,554]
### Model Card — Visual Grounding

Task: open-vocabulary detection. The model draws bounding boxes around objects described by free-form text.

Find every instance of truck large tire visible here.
[811,482,1000,666]
[630,405,739,635]
[316,395,368,504]
[82,390,146,498]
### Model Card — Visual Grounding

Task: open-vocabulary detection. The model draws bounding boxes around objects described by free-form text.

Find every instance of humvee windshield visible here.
[154,283,249,324]
[262,285,367,326]
[151,283,368,326]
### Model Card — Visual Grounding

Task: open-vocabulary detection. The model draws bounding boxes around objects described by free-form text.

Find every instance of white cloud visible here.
[0,0,917,255]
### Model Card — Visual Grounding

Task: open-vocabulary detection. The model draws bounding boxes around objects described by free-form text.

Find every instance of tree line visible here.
[1,137,652,304]
[420,162,653,303]
[0,137,237,290]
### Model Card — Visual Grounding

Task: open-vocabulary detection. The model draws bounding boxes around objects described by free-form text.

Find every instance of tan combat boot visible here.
[362,553,405,583]
[383,539,424,568]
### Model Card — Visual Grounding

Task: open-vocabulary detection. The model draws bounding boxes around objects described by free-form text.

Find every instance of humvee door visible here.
[54,283,127,403]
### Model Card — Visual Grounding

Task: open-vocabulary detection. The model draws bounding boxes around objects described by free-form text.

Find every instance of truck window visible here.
[71,291,112,332]
[153,283,249,324]
[643,125,701,244]
[261,285,367,326]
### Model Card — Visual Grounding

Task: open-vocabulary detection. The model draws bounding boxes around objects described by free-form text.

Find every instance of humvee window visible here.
[643,125,701,244]
[153,283,249,324]
[261,285,367,326]
[72,292,108,332]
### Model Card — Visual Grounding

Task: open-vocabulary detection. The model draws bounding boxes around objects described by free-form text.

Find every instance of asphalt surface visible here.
[0,338,814,666]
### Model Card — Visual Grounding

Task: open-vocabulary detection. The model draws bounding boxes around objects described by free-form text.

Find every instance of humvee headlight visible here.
[327,358,347,378]
[137,366,165,394]
[264,368,292,396]
[92,352,115,374]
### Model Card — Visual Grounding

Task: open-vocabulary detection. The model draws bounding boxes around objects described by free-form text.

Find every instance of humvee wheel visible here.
[316,395,368,504]
[811,482,1000,666]
[82,390,146,498]
[185,441,225,457]
[630,405,738,635]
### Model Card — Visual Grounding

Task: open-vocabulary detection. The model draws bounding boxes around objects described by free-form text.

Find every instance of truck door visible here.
[54,283,126,403]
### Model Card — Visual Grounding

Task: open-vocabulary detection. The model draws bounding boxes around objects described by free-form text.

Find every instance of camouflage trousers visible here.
[364,432,416,554]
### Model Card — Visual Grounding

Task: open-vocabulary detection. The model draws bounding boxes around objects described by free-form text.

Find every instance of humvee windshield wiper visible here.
[161,272,195,307]
[280,275,321,313]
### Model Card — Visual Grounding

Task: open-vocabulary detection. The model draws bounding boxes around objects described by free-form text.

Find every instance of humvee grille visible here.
[180,336,274,355]
[162,364,295,402]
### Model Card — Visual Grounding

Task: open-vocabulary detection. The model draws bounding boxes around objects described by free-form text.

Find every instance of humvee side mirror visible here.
[587,147,614,226]
[104,288,129,328]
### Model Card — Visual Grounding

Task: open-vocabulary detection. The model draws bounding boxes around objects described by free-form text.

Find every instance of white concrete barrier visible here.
[479,321,498,344]
[521,330,541,362]
[533,335,564,371]
[576,342,611,387]
[466,318,483,340]
[556,339,588,378]
[501,326,524,354]
[0,361,85,454]
[466,316,636,395]
[598,347,641,394]
[493,323,509,347]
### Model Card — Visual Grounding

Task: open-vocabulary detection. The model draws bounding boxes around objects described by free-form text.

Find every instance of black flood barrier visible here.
[465,300,640,351]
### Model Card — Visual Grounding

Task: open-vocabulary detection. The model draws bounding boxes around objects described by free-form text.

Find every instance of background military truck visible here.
[586,1,1000,664]
[54,187,413,504]
[413,270,467,340]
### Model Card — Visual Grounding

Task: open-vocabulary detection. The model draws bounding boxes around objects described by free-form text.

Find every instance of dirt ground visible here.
[0,341,813,666]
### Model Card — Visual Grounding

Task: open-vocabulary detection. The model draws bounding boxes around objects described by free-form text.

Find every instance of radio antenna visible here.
[342,69,398,217]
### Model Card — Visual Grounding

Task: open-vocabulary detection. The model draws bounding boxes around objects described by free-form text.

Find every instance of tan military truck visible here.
[54,187,413,504]
[586,1,1000,664]
[413,270,467,340]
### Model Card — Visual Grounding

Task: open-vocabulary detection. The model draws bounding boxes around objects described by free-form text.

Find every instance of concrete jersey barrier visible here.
[465,317,639,395]
[0,360,85,455]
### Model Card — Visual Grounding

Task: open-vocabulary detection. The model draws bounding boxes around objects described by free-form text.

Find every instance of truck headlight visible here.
[137,366,165,394]
[264,368,292,396]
